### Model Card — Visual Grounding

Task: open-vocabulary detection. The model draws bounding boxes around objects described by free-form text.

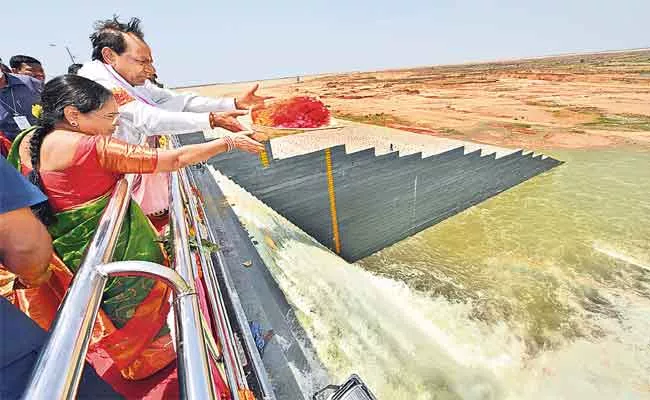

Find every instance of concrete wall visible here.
[179,133,562,262]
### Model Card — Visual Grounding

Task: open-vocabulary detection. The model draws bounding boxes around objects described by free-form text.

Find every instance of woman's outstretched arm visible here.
[96,133,265,174]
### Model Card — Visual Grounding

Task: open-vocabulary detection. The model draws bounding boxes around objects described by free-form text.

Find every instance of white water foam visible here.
[593,242,650,273]
[209,167,650,400]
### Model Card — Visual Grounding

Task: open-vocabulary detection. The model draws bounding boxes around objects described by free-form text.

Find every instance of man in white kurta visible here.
[79,16,269,145]
[79,59,239,144]
[78,16,270,215]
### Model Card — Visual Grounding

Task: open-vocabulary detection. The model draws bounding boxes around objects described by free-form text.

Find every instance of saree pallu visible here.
[5,194,176,382]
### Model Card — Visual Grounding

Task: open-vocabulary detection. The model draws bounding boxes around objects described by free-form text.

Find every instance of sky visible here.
[3,0,649,87]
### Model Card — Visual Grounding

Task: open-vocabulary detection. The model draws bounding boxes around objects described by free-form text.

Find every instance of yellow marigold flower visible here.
[32,104,43,119]
[159,136,168,147]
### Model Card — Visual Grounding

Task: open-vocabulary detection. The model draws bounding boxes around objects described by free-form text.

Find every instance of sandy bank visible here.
[179,50,650,151]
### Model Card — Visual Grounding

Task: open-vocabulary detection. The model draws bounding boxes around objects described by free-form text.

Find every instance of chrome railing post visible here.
[21,163,223,400]
[178,168,246,400]
[21,179,132,400]
[181,142,277,399]
[170,170,216,399]
[98,261,193,296]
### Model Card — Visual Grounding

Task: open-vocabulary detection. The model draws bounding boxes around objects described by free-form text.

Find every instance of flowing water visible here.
[210,147,650,399]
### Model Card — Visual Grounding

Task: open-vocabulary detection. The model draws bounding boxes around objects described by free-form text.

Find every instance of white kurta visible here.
[78,60,236,144]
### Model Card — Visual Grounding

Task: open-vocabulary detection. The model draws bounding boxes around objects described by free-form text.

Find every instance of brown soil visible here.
[177,50,650,150]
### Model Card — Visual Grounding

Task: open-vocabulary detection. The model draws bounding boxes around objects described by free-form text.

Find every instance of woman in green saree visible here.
[8,74,263,382]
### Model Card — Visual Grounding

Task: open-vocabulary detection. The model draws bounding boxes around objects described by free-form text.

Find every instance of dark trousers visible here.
[0,297,122,399]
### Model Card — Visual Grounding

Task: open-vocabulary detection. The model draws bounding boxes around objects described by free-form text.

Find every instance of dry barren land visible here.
[179,50,650,150]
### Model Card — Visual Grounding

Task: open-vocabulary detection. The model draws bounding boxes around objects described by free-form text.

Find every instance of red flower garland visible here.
[111,88,135,106]
[252,96,330,129]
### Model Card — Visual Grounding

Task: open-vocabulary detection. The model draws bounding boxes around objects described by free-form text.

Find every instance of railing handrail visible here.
[98,260,193,296]
[21,135,279,399]
[182,164,277,400]
[177,168,245,399]
[21,178,133,400]
[168,170,216,399]
[21,173,218,399]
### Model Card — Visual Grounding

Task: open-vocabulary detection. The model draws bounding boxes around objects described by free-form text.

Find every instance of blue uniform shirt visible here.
[0,157,47,213]
[0,73,42,140]
[0,160,121,398]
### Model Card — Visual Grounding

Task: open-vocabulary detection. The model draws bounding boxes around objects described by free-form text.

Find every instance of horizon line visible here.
[172,46,650,90]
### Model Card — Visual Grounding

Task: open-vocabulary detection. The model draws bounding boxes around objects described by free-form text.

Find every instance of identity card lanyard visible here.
[0,87,32,130]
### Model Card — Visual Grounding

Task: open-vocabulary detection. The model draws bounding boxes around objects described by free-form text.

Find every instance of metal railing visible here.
[169,170,215,399]
[182,166,276,400]
[171,135,275,399]
[21,174,216,399]
[21,136,280,399]
[21,178,133,399]
[178,169,246,399]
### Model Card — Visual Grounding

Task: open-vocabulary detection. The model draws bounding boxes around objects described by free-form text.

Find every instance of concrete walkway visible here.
[205,118,531,160]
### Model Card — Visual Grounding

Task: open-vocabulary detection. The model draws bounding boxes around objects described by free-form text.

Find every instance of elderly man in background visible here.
[9,55,45,82]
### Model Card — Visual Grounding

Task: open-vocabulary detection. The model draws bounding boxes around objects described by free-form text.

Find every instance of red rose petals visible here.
[252,96,330,128]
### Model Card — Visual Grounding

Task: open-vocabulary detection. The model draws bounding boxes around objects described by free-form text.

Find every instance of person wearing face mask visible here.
[8,74,264,385]
[0,61,42,145]
[9,55,46,82]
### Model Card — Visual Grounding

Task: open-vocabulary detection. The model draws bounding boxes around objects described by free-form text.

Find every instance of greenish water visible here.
[361,148,650,354]
[212,148,650,399]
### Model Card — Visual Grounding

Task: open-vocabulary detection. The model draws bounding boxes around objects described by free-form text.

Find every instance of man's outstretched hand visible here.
[209,110,248,132]
[235,83,273,110]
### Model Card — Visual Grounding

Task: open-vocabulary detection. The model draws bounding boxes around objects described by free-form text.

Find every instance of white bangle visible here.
[224,135,235,152]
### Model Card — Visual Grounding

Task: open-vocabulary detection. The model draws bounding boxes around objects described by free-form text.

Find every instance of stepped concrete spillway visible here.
[180,120,562,262]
